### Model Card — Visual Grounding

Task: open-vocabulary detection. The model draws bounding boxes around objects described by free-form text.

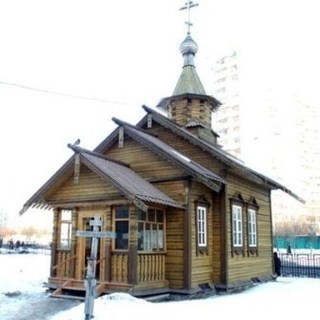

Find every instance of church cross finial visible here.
[180,1,199,35]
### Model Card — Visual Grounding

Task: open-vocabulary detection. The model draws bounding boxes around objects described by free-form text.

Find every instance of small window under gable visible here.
[230,192,245,256]
[247,196,259,255]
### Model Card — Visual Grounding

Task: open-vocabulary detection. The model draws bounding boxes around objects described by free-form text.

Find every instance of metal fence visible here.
[280,253,320,278]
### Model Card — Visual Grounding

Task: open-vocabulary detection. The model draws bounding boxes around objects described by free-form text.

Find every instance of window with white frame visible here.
[248,208,257,247]
[59,210,72,250]
[197,206,207,247]
[232,205,243,247]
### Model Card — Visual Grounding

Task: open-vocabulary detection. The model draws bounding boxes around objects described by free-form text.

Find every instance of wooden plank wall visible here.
[148,124,225,174]
[47,165,122,202]
[166,205,185,289]
[226,172,273,284]
[105,139,186,179]
[189,181,221,287]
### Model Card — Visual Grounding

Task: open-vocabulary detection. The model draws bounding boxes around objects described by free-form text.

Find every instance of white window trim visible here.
[59,210,72,250]
[248,208,257,247]
[232,205,243,247]
[197,206,207,247]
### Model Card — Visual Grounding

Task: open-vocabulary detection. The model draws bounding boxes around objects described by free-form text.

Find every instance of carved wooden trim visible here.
[74,153,80,184]
[118,126,124,148]
[147,114,152,128]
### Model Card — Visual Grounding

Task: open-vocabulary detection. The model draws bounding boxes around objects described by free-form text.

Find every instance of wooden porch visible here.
[49,250,168,299]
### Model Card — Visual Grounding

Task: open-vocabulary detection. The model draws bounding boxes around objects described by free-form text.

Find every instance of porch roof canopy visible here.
[20,146,183,214]
[77,147,183,212]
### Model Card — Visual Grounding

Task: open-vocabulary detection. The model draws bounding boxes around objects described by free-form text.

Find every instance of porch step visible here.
[51,293,85,301]
[50,279,86,301]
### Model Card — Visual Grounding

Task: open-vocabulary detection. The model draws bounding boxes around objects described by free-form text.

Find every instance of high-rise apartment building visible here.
[211,51,242,156]
[211,51,320,225]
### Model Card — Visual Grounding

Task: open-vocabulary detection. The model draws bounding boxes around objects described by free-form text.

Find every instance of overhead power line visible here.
[0,80,136,106]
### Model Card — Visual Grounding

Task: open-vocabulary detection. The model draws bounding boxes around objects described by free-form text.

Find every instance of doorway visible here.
[82,217,101,280]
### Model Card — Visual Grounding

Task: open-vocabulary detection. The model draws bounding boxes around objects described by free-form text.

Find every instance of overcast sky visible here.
[0,0,319,227]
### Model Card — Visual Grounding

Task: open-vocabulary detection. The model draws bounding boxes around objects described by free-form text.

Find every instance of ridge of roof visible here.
[142,105,305,204]
[67,143,130,167]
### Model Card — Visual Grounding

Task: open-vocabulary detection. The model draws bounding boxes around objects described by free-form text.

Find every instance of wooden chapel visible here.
[21,4,303,299]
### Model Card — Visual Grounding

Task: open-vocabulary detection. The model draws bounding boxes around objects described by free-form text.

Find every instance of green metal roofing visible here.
[172,65,206,96]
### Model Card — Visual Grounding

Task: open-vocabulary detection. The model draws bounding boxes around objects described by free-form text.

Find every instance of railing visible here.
[111,252,128,282]
[280,253,320,278]
[52,251,167,285]
[110,252,166,283]
[138,253,165,283]
[52,251,77,289]
[53,251,73,277]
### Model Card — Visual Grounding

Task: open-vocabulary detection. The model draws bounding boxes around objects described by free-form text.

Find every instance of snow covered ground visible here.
[1,251,319,320]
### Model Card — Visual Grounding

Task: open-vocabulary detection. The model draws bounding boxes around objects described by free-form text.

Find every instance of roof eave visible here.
[141,105,305,204]
[157,93,221,112]
[19,156,75,215]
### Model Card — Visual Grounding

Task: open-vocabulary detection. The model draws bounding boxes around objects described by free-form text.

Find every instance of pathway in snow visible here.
[0,252,81,320]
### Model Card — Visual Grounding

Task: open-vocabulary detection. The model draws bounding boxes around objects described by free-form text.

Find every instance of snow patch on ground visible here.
[1,252,320,320]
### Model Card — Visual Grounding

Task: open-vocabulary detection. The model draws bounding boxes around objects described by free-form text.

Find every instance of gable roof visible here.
[20,146,183,214]
[112,117,226,193]
[141,105,305,204]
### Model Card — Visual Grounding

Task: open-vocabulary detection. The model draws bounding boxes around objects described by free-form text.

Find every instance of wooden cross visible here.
[76,216,115,320]
[180,1,199,35]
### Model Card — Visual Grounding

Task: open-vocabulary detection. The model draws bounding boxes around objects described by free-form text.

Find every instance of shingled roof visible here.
[75,147,183,211]
[20,146,183,214]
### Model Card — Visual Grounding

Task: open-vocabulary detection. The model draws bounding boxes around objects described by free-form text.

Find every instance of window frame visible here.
[195,197,210,255]
[232,204,243,247]
[248,208,257,247]
[58,209,72,250]
[113,205,129,251]
[137,208,165,253]
[197,205,207,248]
[230,193,245,256]
[247,197,259,255]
